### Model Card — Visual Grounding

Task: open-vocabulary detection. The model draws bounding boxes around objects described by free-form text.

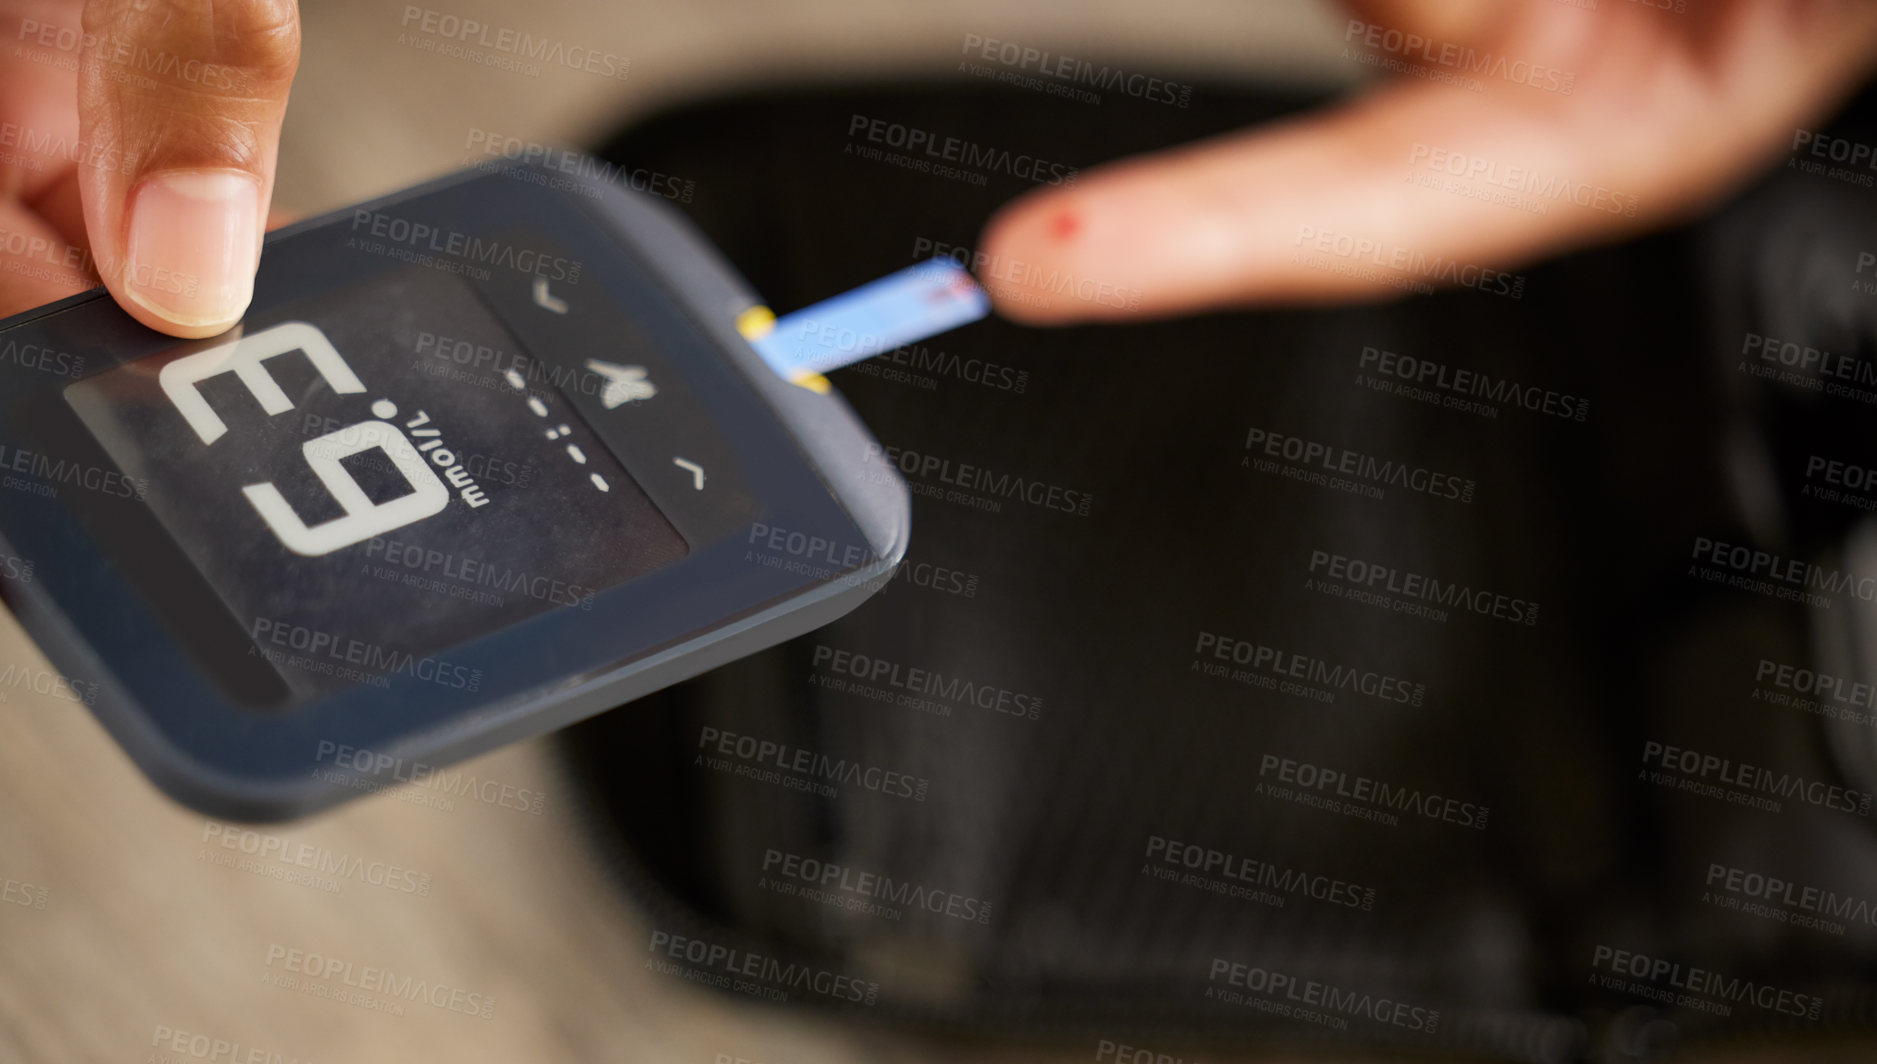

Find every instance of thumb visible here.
[978,0,1877,323]
[77,0,299,338]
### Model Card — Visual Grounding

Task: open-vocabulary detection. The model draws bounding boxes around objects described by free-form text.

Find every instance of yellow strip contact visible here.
[736,304,829,392]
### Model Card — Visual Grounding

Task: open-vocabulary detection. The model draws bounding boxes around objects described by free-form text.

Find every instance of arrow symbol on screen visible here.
[673,457,705,490]
[584,360,657,408]
[533,277,570,314]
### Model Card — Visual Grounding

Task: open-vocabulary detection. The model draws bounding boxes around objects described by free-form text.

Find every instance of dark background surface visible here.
[564,77,1877,1063]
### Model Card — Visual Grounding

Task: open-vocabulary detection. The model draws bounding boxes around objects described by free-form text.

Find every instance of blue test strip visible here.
[746,257,991,381]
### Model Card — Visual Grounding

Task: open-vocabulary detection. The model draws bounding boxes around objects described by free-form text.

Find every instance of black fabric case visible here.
[561,76,1877,1063]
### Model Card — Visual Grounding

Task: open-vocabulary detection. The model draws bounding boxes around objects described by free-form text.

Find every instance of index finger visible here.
[977,0,1877,323]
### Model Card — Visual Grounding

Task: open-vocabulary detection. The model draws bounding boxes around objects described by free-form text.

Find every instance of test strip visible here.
[744,257,990,383]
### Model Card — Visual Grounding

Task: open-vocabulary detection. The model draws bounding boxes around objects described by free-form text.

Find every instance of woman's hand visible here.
[980,0,1877,321]
[0,0,298,337]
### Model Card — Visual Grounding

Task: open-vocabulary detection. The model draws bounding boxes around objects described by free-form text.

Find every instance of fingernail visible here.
[124,170,260,330]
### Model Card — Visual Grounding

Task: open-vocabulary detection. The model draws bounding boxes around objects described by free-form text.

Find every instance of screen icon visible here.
[584,359,657,408]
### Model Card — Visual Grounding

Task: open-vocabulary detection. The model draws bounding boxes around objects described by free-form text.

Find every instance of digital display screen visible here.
[62,267,689,696]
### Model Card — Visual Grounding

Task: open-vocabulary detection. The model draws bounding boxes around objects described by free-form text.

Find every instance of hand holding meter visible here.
[0,162,984,819]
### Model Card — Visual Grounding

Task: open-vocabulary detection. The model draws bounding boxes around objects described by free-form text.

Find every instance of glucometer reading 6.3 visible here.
[66,267,691,696]
[0,162,935,819]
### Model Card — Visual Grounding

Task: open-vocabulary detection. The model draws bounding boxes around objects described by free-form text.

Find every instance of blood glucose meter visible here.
[0,162,922,819]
